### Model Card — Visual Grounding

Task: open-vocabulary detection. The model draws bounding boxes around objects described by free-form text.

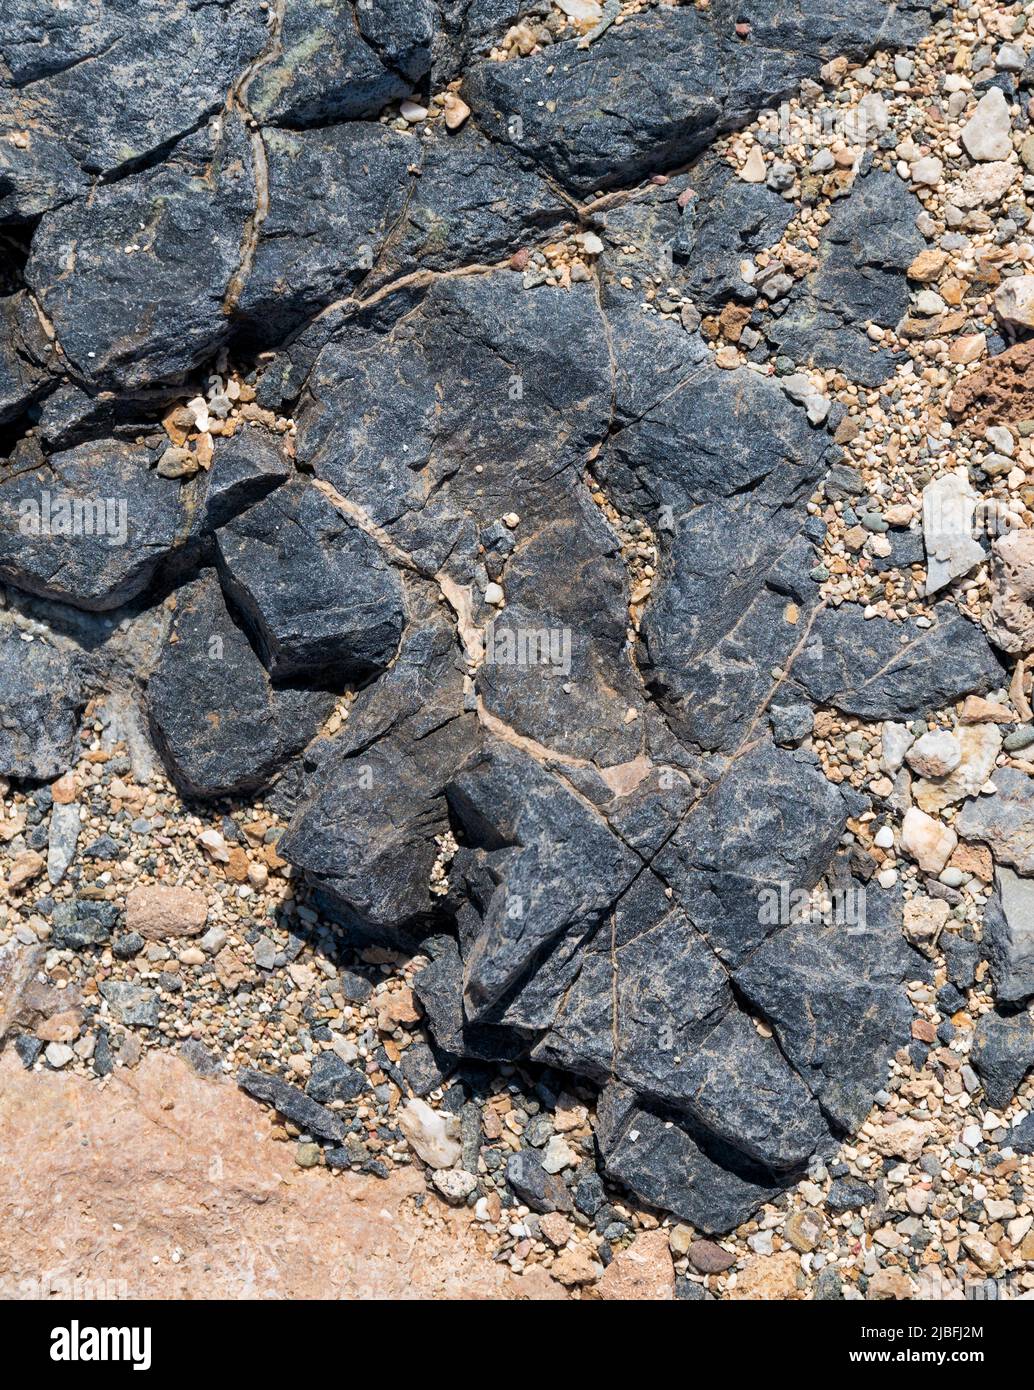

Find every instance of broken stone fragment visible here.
[982,867,1034,1006]
[789,602,1003,721]
[237,1066,346,1144]
[958,767,1034,875]
[26,115,255,391]
[921,470,987,595]
[765,169,925,386]
[970,1009,1034,1110]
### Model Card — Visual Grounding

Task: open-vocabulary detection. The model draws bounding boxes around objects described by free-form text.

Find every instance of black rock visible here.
[214,476,405,684]
[734,882,925,1133]
[789,603,1004,720]
[51,901,119,951]
[305,1051,369,1105]
[111,932,145,961]
[99,980,160,1028]
[26,117,255,390]
[237,1065,346,1144]
[0,629,85,782]
[766,170,925,385]
[826,1178,876,1212]
[179,1039,223,1078]
[0,438,201,610]
[14,1033,43,1068]
[505,1149,574,1214]
[980,868,1034,1006]
[147,572,337,799]
[248,0,436,127]
[970,1009,1034,1110]
[200,430,292,533]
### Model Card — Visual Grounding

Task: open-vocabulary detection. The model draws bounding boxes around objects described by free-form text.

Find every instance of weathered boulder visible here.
[463,2,930,197]
[146,572,336,799]
[0,0,267,218]
[279,592,476,930]
[238,123,416,337]
[247,0,436,127]
[215,476,405,684]
[734,882,925,1132]
[26,117,254,389]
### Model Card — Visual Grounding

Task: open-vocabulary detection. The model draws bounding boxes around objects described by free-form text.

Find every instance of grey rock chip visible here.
[305,1051,369,1104]
[981,867,1034,1005]
[958,767,1034,876]
[51,901,119,951]
[506,1149,574,1213]
[214,476,405,684]
[99,979,160,1028]
[146,572,336,800]
[237,1065,346,1144]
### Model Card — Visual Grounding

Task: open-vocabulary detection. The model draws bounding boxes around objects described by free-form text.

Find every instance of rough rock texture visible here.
[0,1052,563,1299]
[0,0,951,1239]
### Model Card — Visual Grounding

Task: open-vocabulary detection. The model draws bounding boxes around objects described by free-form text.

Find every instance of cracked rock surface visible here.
[4,0,1034,1300]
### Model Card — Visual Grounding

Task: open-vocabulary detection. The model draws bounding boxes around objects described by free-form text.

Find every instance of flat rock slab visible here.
[0,1051,563,1299]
